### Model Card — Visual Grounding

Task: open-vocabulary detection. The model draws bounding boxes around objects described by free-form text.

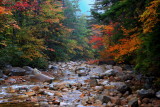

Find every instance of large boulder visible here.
[29,68,54,83]
[9,67,26,76]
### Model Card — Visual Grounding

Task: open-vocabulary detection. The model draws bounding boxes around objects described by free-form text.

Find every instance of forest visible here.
[0,0,160,106]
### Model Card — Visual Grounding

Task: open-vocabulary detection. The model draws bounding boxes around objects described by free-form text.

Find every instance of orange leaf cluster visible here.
[0,6,12,15]
[107,27,141,61]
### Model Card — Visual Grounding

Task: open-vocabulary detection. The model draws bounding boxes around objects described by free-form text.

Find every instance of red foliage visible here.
[47,48,55,52]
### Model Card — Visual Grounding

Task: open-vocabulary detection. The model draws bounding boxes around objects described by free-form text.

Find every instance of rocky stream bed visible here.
[0,61,160,107]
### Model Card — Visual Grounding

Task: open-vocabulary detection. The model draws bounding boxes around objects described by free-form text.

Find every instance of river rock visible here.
[75,67,89,76]
[142,98,150,104]
[0,70,3,78]
[110,96,121,105]
[0,78,4,84]
[48,65,59,70]
[113,66,123,72]
[10,67,26,76]
[81,96,89,105]
[94,86,104,91]
[137,89,155,99]
[30,69,54,83]
[23,66,33,75]
[89,79,98,87]
[103,69,117,77]
[98,95,111,104]
[105,65,113,70]
[39,102,48,106]
[102,96,111,104]
[128,98,139,107]
[156,91,160,98]
[117,84,132,94]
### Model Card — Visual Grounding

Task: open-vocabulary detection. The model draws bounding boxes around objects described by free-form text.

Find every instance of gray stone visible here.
[23,66,33,75]
[117,84,132,94]
[97,95,111,104]
[113,66,123,72]
[102,96,111,104]
[137,89,155,99]
[0,78,4,84]
[9,67,26,76]
[76,67,89,76]
[156,91,160,98]
[89,79,98,87]
[105,65,113,70]
[102,69,117,77]
[128,98,139,107]
[0,70,3,78]
[48,65,59,70]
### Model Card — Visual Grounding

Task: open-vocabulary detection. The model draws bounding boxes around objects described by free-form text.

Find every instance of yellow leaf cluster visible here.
[140,0,160,33]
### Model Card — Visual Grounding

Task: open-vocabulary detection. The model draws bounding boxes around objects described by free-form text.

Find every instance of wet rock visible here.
[110,96,121,105]
[2,75,8,79]
[137,89,155,99]
[98,95,111,104]
[113,66,123,73]
[142,98,150,104]
[128,98,139,107]
[48,65,59,70]
[121,99,128,105]
[117,84,132,94]
[39,102,48,106]
[81,96,89,105]
[64,70,72,76]
[103,69,117,77]
[23,66,33,75]
[32,86,40,91]
[95,100,102,105]
[0,70,3,78]
[0,78,5,84]
[9,67,26,76]
[62,88,69,92]
[75,67,89,76]
[25,91,36,96]
[6,87,16,93]
[105,65,113,70]
[18,95,29,99]
[94,86,104,92]
[89,79,98,87]
[30,68,54,83]
[156,91,160,98]
[44,91,54,96]
[121,74,134,81]
[54,92,62,97]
